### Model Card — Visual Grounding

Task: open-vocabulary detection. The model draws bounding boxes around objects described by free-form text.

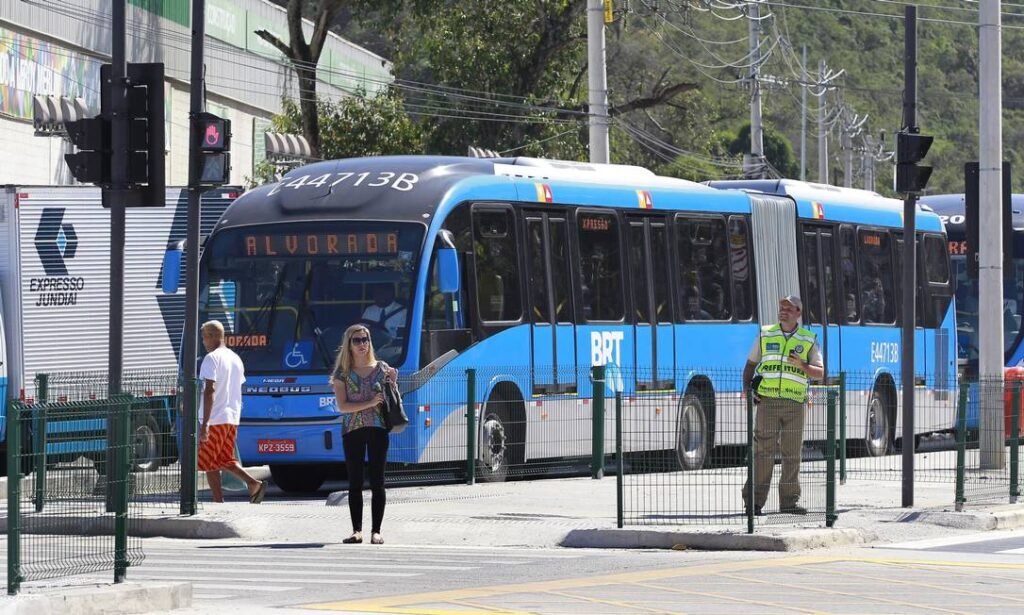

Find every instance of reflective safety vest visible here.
[755,324,816,403]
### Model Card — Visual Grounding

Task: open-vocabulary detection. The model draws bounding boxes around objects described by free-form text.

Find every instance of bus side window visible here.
[728,216,753,321]
[858,229,896,325]
[578,212,624,321]
[840,227,859,323]
[922,234,953,328]
[473,209,522,323]
[677,216,730,321]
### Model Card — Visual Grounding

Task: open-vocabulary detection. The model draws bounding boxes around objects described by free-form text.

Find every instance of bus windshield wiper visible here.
[244,264,288,337]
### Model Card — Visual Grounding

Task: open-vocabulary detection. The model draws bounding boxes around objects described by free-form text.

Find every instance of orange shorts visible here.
[198,424,239,472]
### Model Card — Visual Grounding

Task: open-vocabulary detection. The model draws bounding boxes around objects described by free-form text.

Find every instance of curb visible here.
[0,582,190,615]
[905,506,1024,531]
[561,527,873,551]
[0,515,250,539]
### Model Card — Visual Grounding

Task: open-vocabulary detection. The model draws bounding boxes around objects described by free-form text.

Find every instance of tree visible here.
[723,123,800,179]
[355,1,698,159]
[248,90,426,186]
[255,0,348,159]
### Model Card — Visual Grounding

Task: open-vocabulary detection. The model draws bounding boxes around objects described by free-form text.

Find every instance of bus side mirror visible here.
[161,241,184,294]
[438,247,460,294]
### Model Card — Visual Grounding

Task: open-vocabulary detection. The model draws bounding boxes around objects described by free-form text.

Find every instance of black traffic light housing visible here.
[99,63,165,206]
[895,131,933,194]
[64,116,111,184]
[191,112,231,186]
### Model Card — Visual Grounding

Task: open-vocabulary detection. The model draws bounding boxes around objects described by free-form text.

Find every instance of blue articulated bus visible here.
[182,157,956,492]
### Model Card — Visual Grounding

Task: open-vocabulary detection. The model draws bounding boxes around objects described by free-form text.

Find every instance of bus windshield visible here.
[199,222,425,372]
[952,255,1024,363]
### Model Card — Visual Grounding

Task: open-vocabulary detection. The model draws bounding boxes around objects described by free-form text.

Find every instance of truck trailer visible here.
[0,185,238,474]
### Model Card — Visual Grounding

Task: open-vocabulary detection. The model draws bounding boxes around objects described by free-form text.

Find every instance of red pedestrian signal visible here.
[191,112,231,186]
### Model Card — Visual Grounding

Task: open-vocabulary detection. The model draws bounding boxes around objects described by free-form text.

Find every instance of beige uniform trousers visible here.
[742,396,806,509]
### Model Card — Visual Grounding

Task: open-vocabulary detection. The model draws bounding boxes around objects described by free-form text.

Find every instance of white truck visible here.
[0,185,238,474]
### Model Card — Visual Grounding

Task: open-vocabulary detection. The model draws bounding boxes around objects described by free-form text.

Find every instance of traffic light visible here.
[101,63,165,190]
[894,131,933,194]
[64,116,111,184]
[192,112,231,186]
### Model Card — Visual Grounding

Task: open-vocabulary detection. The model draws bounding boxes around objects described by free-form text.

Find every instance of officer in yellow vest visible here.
[741,295,824,516]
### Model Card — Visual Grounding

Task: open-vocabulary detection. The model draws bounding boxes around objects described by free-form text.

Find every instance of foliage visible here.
[246,91,426,187]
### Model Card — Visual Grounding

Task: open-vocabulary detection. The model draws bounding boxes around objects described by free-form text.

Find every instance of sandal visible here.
[370,533,384,545]
[342,533,363,544]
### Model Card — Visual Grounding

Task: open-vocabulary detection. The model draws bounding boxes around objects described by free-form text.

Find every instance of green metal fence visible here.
[5,369,193,594]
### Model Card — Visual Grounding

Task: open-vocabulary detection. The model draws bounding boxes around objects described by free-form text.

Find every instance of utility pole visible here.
[181,0,208,516]
[747,0,764,178]
[979,0,1005,469]
[587,0,609,164]
[108,1,127,397]
[800,45,807,181]
[862,134,874,191]
[842,107,853,187]
[818,60,827,183]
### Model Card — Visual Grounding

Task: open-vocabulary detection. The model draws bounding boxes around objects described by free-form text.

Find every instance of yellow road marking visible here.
[546,589,685,615]
[301,553,1024,613]
[633,580,821,614]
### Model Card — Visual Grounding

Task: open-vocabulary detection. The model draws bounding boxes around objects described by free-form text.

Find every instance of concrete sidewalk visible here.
[5,470,1024,614]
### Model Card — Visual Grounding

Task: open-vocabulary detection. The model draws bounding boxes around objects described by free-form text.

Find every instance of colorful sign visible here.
[0,27,102,120]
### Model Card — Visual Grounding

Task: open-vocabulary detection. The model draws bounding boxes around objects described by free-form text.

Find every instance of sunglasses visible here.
[351,336,370,345]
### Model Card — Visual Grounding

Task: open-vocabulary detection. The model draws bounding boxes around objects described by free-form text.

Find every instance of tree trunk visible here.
[297,67,321,159]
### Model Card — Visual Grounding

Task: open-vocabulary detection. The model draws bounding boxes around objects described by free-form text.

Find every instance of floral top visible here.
[335,361,389,435]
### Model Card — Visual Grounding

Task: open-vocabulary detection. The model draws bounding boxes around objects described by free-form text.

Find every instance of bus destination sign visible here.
[244,232,399,257]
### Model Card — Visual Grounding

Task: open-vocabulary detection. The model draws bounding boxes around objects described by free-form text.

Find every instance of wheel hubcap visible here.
[481,416,506,472]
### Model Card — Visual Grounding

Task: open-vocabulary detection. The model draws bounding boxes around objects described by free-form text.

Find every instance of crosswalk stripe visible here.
[139,558,474,570]
[129,565,420,578]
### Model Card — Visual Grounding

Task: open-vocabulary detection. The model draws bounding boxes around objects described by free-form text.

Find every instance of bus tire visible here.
[477,393,524,483]
[270,464,327,493]
[131,414,162,473]
[864,384,894,457]
[675,392,711,471]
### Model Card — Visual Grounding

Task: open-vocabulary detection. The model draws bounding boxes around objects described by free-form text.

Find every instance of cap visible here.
[779,295,803,311]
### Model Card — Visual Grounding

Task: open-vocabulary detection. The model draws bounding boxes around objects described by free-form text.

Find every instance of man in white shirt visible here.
[361,284,406,340]
[197,320,265,504]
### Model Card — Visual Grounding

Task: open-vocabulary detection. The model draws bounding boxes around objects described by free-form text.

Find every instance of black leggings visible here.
[342,427,389,533]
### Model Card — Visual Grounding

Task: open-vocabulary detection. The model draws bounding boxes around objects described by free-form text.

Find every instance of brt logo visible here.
[591,331,624,366]
[34,208,79,276]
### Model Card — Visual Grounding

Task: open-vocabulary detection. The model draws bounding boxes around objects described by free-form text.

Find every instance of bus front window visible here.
[199,223,424,372]
[953,255,1024,363]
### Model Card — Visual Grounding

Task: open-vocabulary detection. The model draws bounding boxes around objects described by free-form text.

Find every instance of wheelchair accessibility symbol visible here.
[283,341,313,368]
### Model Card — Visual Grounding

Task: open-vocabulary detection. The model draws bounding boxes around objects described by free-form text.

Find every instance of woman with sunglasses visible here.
[330,324,398,545]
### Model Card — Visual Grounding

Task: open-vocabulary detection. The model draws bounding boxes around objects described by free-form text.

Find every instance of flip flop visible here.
[249,481,267,504]
[370,533,384,545]
[342,534,363,544]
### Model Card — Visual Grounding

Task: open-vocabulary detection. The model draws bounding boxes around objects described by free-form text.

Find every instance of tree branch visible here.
[611,82,699,116]
[310,0,346,62]
[255,29,293,59]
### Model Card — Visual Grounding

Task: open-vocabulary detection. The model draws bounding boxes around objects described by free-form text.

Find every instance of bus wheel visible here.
[131,414,162,473]
[675,393,709,471]
[477,405,509,483]
[865,386,893,457]
[270,464,326,493]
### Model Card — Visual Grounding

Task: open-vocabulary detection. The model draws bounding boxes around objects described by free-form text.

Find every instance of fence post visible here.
[7,402,22,595]
[839,372,847,485]
[592,365,605,480]
[114,395,130,583]
[1011,382,1020,503]
[955,382,969,512]
[33,374,48,513]
[181,378,198,516]
[746,390,755,534]
[465,369,476,486]
[826,389,837,528]
[615,392,623,529]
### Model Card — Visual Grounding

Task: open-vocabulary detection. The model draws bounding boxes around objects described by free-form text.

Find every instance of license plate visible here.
[257,439,296,454]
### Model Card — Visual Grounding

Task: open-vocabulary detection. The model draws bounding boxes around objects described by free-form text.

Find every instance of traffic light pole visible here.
[181,0,207,516]
[107,1,129,398]
[900,5,918,508]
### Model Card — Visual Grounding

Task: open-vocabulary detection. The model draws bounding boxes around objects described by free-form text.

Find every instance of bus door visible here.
[525,212,577,395]
[801,226,842,380]
[627,216,674,390]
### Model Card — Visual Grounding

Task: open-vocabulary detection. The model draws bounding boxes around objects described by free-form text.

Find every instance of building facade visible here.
[0,0,391,186]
